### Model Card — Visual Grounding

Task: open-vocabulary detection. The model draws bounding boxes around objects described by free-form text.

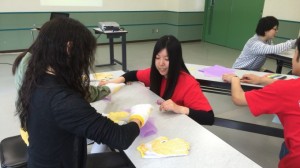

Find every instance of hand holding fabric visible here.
[129,104,153,127]
[107,111,130,125]
[105,83,125,94]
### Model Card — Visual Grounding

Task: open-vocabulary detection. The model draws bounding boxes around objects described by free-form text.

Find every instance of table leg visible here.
[276,60,283,74]
[109,38,114,65]
[121,34,127,71]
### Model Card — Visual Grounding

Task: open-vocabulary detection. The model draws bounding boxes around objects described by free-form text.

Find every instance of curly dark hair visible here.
[255,16,279,36]
[16,17,96,130]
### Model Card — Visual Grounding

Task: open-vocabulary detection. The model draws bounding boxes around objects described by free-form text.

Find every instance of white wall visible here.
[262,0,300,22]
[164,0,205,12]
[0,0,205,12]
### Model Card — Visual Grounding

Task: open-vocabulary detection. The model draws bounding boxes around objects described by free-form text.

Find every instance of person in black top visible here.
[15,17,147,168]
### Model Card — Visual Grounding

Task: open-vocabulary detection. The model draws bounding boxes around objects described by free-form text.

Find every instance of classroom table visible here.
[93,28,128,71]
[186,63,297,95]
[267,49,294,73]
[90,71,261,168]
[186,63,299,137]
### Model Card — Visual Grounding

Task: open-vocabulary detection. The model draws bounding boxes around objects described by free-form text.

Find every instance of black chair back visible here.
[50,12,69,20]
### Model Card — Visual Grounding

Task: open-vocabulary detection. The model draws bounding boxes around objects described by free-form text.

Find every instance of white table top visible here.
[276,49,295,59]
[90,73,262,168]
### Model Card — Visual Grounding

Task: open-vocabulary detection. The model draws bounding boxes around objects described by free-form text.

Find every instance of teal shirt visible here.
[14,52,110,102]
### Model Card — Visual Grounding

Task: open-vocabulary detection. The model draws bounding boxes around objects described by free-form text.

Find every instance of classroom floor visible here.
[0,41,288,168]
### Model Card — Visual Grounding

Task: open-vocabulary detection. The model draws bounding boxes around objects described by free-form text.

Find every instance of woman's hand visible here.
[222,74,239,83]
[240,74,262,85]
[160,99,189,115]
[98,76,126,86]
[99,80,109,86]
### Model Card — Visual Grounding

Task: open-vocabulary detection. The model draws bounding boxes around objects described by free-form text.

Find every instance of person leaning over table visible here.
[14,17,150,168]
[232,16,296,71]
[222,37,300,168]
[101,35,214,125]
[12,50,123,146]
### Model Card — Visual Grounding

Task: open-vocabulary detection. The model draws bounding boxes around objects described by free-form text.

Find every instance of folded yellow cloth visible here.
[137,136,190,158]
[92,73,113,81]
[20,128,29,146]
[107,111,130,124]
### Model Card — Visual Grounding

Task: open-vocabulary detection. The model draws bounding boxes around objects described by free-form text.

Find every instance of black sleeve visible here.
[121,70,138,83]
[51,90,139,150]
[188,109,215,125]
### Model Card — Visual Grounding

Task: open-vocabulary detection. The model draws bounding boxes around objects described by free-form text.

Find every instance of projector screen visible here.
[0,0,204,13]
[40,0,102,7]
[0,0,104,12]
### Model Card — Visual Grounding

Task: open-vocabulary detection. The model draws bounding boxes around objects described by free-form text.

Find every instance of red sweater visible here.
[246,78,300,168]
[137,68,212,111]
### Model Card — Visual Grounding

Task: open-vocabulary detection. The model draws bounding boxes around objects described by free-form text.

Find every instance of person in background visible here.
[12,51,114,103]
[15,17,149,168]
[103,35,214,125]
[232,16,296,71]
[223,37,300,168]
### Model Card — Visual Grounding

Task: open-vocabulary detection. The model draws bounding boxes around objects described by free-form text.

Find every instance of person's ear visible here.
[66,41,73,55]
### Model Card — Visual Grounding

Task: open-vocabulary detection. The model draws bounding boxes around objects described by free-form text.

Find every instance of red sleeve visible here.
[245,82,282,116]
[136,68,151,87]
[279,153,300,168]
[183,79,212,112]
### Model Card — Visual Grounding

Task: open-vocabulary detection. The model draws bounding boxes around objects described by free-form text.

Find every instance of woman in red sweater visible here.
[105,35,214,125]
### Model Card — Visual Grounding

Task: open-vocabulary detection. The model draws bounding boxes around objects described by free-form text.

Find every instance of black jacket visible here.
[27,74,139,168]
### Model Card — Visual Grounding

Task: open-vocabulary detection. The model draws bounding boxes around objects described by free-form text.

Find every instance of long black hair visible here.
[150,35,189,100]
[296,37,300,62]
[16,17,96,130]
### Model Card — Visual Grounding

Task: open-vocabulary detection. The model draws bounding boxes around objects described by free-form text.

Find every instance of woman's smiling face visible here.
[155,48,169,78]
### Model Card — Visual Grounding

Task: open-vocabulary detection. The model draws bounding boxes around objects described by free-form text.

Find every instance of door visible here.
[203,0,231,46]
[203,0,264,50]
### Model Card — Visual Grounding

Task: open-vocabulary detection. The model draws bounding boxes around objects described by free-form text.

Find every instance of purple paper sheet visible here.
[140,118,157,137]
[199,65,235,77]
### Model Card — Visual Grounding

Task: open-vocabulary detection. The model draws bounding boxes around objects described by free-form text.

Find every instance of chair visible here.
[31,12,70,41]
[0,135,27,168]
[50,12,70,20]
[86,152,134,168]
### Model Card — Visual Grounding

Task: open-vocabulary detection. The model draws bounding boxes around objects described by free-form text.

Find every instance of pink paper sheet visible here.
[199,65,235,77]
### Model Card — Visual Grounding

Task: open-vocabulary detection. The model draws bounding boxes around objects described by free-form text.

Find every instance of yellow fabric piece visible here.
[107,111,130,124]
[137,136,190,158]
[105,83,125,94]
[92,73,113,81]
[110,85,121,94]
[20,128,29,146]
[129,115,145,126]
